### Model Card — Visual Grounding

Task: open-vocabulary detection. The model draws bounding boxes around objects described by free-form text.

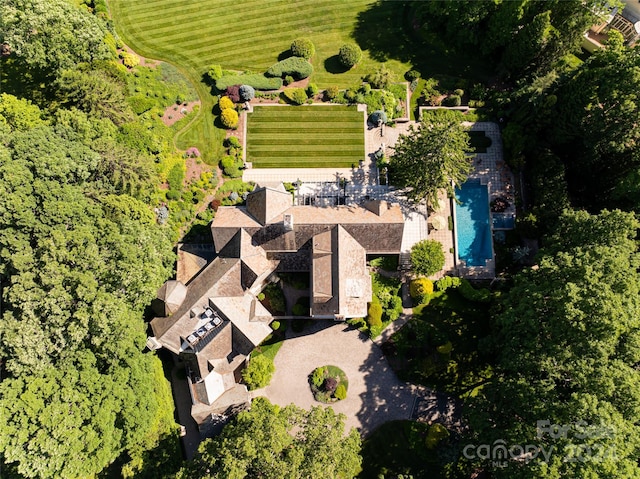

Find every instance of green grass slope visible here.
[246,106,364,168]
[109,0,409,87]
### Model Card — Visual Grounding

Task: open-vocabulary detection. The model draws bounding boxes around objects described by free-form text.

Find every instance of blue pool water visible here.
[455,182,493,266]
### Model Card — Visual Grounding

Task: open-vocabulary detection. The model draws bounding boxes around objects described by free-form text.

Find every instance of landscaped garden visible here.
[383,277,493,398]
[309,365,349,403]
[246,105,365,168]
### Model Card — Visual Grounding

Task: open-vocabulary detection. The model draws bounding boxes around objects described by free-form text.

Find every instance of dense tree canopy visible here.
[177,397,362,479]
[390,110,472,205]
[0,90,175,477]
[468,209,640,478]
[0,0,113,76]
[546,32,640,208]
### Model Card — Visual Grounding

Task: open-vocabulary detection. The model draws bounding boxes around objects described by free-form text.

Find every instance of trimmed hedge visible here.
[458,279,491,303]
[282,88,308,105]
[367,302,383,328]
[435,276,462,292]
[266,57,314,80]
[216,74,282,91]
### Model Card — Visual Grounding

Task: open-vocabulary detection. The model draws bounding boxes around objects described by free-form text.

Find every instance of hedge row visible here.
[216,74,283,91]
[266,57,313,80]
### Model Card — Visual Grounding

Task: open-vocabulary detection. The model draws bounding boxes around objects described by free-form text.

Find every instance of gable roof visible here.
[246,186,293,225]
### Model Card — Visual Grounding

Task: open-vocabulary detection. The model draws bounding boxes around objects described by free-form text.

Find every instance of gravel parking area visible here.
[251,320,418,435]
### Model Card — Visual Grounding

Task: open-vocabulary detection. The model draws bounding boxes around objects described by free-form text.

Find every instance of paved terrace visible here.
[241,108,510,279]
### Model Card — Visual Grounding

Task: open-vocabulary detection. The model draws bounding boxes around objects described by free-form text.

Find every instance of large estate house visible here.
[147,183,404,414]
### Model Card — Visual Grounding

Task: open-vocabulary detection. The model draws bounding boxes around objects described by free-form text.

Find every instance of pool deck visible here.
[241,105,511,280]
[457,122,514,279]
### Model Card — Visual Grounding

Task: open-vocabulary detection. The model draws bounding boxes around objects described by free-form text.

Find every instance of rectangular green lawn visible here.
[246,106,365,168]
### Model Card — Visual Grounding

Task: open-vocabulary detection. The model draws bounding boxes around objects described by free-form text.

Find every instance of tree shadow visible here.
[324,55,350,74]
[277,49,292,61]
[352,1,493,84]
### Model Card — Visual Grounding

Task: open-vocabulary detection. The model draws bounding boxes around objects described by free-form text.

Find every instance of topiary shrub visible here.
[284,75,294,86]
[270,320,281,331]
[207,64,222,82]
[120,51,139,68]
[410,240,445,277]
[291,38,315,59]
[334,383,347,400]
[242,354,275,390]
[324,86,339,100]
[367,302,383,328]
[454,88,464,97]
[306,83,318,98]
[220,108,239,129]
[257,292,265,301]
[410,278,434,304]
[282,88,308,105]
[444,94,462,107]
[338,43,362,68]
[266,57,314,80]
[218,95,234,110]
[239,84,255,102]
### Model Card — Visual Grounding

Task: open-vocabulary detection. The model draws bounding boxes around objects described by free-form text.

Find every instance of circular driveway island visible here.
[251,320,418,435]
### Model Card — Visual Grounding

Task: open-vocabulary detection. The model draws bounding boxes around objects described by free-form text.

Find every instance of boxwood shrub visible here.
[216,74,282,91]
[266,57,314,80]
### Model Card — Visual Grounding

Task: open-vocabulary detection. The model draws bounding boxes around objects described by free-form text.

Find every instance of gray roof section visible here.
[246,186,293,225]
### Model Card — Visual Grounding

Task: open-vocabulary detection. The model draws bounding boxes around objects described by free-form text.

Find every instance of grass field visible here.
[246,106,364,168]
[108,0,492,162]
[109,0,410,87]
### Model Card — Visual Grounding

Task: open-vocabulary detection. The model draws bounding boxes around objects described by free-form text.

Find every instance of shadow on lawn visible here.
[323,54,351,74]
[352,1,493,83]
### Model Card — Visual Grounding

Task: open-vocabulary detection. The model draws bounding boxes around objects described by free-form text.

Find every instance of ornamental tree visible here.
[389,109,472,206]
[410,240,445,277]
[220,109,238,129]
[176,397,362,479]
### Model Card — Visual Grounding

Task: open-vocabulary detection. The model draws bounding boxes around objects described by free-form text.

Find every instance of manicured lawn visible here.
[383,289,493,398]
[246,106,365,168]
[109,0,411,88]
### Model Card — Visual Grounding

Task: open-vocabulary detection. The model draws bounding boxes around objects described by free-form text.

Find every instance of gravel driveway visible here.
[251,320,418,435]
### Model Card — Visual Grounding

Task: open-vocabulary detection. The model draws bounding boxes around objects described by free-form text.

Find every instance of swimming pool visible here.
[454,182,493,267]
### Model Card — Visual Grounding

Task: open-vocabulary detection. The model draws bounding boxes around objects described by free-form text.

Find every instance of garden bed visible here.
[309,365,348,403]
